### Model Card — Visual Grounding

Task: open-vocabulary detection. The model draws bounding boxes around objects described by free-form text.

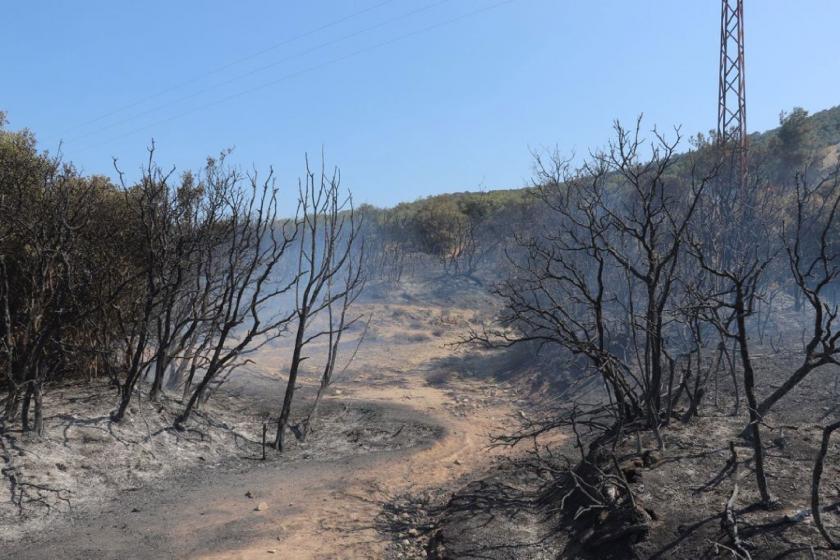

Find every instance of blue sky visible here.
[3,1,839,207]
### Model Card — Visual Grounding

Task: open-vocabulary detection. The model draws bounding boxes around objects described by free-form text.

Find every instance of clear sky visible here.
[3,1,839,207]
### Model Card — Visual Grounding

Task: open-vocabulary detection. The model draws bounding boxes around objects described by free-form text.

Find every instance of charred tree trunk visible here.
[275,314,307,451]
[20,383,32,432]
[174,363,221,428]
[111,331,150,423]
[812,420,840,549]
[734,285,773,505]
[757,359,829,417]
[32,381,43,436]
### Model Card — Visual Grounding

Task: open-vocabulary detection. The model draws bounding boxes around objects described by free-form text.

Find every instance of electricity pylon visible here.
[717,0,747,187]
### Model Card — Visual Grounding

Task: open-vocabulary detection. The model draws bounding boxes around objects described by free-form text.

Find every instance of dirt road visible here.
[7,301,522,559]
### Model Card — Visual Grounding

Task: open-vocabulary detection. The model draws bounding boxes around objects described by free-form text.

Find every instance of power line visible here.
[60,0,397,135]
[65,0,453,145]
[74,0,516,154]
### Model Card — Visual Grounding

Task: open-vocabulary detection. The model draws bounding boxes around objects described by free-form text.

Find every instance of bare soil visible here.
[1,282,535,559]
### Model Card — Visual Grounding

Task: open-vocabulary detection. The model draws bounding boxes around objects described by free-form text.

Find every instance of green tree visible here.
[775,107,813,174]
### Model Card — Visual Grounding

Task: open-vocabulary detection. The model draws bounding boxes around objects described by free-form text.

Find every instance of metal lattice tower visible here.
[717,0,747,186]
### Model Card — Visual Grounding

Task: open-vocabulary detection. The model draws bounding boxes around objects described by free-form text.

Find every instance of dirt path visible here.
[7,301,524,559]
[223,378,516,560]
[9,377,518,559]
